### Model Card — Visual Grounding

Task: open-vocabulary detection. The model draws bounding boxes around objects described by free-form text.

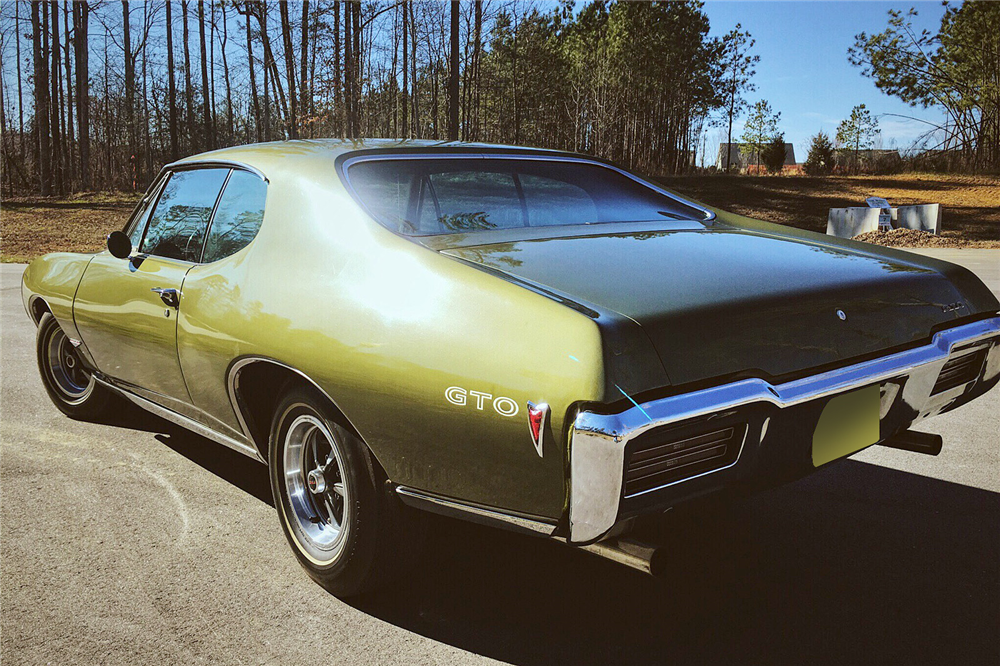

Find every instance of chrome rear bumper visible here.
[568,316,1000,544]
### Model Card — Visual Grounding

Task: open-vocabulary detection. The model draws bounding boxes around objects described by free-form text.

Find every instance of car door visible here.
[74,167,231,414]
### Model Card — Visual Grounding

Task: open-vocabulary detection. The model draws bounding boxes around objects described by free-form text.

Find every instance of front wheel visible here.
[36,313,112,419]
[269,388,418,597]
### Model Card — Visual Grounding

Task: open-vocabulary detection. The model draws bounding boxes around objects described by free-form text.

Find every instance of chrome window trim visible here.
[163,158,269,183]
[338,152,717,234]
[127,162,268,265]
[138,166,232,261]
[395,486,557,536]
[568,315,1000,544]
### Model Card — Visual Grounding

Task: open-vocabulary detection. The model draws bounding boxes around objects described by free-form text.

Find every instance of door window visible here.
[201,170,268,263]
[141,168,229,262]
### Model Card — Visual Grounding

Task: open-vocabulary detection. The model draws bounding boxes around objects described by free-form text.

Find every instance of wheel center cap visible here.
[65,355,76,369]
[306,469,326,495]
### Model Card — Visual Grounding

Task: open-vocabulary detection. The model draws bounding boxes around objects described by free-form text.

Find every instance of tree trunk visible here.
[401,0,407,138]
[410,0,417,138]
[309,1,317,124]
[352,0,361,137]
[182,1,195,148]
[299,0,309,136]
[256,9,289,135]
[209,2,217,139]
[333,0,342,137]
[344,0,352,137]
[197,1,214,150]
[16,0,25,159]
[103,27,111,188]
[141,12,152,183]
[243,1,261,142]
[261,3,271,141]
[63,0,74,189]
[220,1,234,140]
[166,0,179,160]
[50,1,62,193]
[279,0,298,139]
[472,0,481,141]
[122,1,135,189]
[447,1,458,140]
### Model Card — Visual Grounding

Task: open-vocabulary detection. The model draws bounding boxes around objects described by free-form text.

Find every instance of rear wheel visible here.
[269,388,418,597]
[36,313,111,419]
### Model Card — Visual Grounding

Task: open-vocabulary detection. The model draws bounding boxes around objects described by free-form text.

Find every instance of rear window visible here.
[346,158,708,235]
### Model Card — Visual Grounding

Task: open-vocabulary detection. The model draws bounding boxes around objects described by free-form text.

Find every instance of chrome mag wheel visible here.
[282,413,350,565]
[44,324,94,404]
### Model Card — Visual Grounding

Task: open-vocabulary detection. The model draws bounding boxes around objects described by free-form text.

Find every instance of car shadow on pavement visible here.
[351,460,998,666]
[142,422,998,665]
[103,401,273,505]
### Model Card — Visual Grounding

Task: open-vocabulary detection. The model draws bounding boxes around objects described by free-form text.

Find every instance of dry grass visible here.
[1,192,137,263]
[2,173,998,262]
[657,173,1000,247]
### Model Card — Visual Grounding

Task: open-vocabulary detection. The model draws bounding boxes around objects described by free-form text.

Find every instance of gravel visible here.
[852,228,970,248]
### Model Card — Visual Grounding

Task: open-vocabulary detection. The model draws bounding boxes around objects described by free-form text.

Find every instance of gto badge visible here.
[445,386,519,417]
[942,302,965,313]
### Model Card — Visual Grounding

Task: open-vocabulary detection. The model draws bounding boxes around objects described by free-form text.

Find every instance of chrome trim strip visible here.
[96,377,264,462]
[568,316,1000,544]
[163,158,269,183]
[395,486,557,536]
[339,152,717,227]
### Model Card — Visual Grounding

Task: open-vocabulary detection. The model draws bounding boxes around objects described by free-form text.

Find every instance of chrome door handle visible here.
[151,287,180,308]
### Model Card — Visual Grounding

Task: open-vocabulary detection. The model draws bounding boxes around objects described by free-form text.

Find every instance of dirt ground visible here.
[2,173,998,262]
[658,173,1000,247]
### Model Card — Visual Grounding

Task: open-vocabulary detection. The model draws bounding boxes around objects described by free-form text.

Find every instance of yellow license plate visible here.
[812,385,880,467]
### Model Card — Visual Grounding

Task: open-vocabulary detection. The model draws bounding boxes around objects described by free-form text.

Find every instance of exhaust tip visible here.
[880,429,943,456]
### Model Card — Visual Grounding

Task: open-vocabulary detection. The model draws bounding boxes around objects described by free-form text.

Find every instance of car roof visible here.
[168,139,583,182]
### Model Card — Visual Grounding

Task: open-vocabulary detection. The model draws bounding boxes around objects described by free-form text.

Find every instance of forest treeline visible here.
[0,1,997,198]
[1,0,750,196]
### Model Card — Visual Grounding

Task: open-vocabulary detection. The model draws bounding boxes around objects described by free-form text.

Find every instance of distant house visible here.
[716,142,796,171]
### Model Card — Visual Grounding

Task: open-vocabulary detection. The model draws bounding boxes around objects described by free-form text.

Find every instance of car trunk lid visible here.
[440,226,970,387]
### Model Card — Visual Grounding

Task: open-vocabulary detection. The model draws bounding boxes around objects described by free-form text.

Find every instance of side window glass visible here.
[141,168,229,262]
[202,170,267,263]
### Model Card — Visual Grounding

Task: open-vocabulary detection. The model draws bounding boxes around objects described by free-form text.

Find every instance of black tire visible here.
[36,313,112,420]
[268,388,418,597]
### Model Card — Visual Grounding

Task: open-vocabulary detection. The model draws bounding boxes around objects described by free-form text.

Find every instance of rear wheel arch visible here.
[228,358,385,474]
[29,296,52,325]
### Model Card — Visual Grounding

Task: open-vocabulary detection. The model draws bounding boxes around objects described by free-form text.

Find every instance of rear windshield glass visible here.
[346,158,708,235]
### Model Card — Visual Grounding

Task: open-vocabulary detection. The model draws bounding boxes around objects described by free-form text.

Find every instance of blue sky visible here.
[698,1,947,165]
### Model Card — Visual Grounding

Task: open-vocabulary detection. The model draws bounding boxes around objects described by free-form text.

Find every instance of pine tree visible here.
[804,131,835,176]
[761,133,786,174]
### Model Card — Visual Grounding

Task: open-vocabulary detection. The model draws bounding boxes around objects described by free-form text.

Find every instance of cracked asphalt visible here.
[2,250,998,665]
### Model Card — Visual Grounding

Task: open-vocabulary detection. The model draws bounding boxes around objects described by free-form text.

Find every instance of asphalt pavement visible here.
[2,250,998,665]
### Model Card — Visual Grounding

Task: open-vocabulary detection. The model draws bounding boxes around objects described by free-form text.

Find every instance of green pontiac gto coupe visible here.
[22,140,1000,595]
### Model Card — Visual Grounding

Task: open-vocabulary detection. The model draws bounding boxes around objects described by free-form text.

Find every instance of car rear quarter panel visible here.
[178,166,607,519]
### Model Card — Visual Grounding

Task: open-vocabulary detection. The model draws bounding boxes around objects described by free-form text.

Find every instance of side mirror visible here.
[107,231,133,259]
